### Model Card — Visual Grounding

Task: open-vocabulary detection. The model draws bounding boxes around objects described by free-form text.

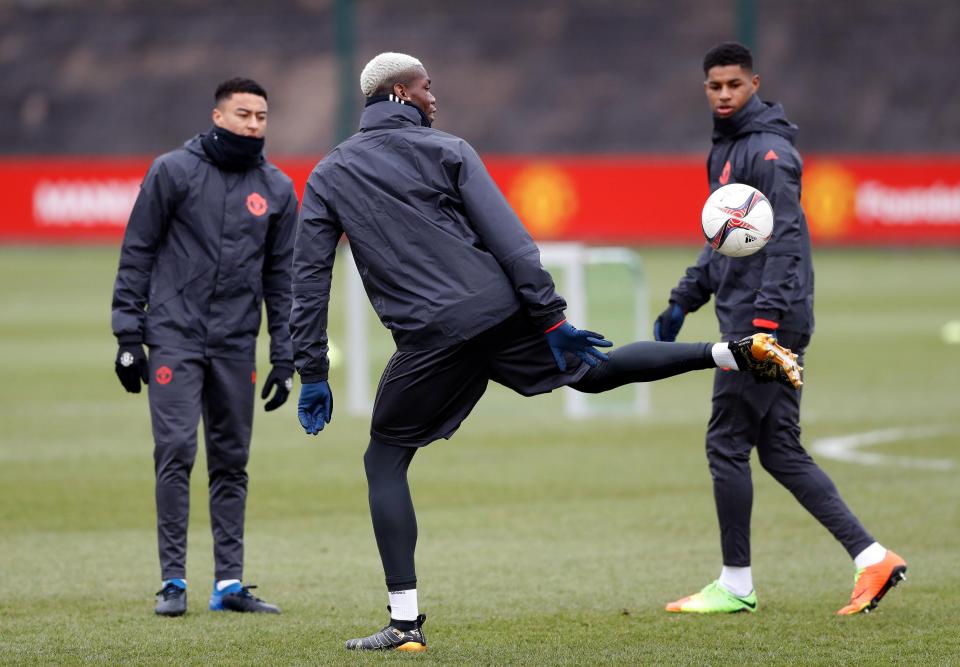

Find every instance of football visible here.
[701,183,774,257]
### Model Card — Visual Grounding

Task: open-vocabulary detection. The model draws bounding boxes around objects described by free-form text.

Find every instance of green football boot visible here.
[665,580,757,613]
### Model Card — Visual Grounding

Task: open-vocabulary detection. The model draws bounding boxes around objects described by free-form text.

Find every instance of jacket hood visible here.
[359,102,428,132]
[183,135,213,161]
[712,94,797,143]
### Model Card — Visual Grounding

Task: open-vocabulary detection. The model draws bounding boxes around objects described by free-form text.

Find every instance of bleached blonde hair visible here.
[359,52,424,97]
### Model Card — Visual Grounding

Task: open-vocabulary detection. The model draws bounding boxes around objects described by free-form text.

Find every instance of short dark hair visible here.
[214,77,268,104]
[703,42,753,75]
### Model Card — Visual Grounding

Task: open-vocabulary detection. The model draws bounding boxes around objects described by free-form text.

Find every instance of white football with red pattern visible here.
[701,183,774,257]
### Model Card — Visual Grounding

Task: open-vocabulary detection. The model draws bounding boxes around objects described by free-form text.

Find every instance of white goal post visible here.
[342,242,650,419]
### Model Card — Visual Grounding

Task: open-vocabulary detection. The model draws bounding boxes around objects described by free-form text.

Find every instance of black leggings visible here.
[363,341,715,591]
[364,441,419,591]
[572,341,713,393]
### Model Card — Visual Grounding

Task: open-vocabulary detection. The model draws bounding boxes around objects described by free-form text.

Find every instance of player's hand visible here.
[115,343,149,393]
[751,317,779,340]
[298,381,333,435]
[261,365,294,411]
[653,302,685,342]
[545,321,613,372]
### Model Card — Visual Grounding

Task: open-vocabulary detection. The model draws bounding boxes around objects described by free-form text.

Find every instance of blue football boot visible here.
[209,581,281,614]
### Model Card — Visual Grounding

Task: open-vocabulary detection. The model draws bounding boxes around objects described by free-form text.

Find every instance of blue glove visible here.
[653,302,685,342]
[545,321,613,372]
[297,381,333,435]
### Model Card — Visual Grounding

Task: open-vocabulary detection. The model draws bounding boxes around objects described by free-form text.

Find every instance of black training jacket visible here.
[670,95,814,336]
[111,135,298,363]
[291,101,566,382]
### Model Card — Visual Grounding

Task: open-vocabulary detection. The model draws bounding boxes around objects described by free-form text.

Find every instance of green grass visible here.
[1,246,959,665]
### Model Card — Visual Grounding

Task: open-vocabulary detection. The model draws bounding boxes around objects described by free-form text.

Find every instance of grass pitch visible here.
[1,246,958,665]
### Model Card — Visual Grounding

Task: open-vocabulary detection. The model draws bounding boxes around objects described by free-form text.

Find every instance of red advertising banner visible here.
[2,155,960,245]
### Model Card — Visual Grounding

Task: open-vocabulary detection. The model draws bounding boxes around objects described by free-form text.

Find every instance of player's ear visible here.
[393,82,408,101]
[752,74,760,92]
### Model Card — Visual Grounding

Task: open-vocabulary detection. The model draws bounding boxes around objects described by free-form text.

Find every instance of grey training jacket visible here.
[291,102,566,382]
[112,135,298,363]
[670,95,815,337]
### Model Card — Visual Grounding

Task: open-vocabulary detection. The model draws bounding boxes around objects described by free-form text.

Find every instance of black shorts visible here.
[370,311,588,447]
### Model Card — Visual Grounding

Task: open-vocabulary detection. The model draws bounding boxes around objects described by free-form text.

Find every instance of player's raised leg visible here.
[570,334,802,393]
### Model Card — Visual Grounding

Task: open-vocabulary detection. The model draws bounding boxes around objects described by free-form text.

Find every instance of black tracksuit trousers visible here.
[364,338,716,591]
[148,346,256,582]
[707,331,874,566]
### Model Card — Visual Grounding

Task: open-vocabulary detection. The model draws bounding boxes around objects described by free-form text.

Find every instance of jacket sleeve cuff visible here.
[532,310,566,333]
[298,372,328,384]
[671,297,695,314]
[543,319,566,333]
[116,335,143,345]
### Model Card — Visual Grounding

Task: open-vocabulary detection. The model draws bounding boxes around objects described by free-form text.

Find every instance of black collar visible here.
[362,94,432,129]
[200,125,264,171]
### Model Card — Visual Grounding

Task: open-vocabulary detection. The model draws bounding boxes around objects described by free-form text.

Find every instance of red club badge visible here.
[247,192,268,217]
[719,160,732,185]
[155,366,173,385]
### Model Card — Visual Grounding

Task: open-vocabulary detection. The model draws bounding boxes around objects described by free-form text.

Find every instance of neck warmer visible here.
[364,94,432,128]
[200,125,264,171]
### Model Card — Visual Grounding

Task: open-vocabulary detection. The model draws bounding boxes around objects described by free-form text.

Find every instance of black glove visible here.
[653,302,685,342]
[261,365,294,411]
[115,343,149,393]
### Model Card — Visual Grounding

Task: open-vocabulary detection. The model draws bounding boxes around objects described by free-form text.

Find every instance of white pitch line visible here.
[810,426,958,471]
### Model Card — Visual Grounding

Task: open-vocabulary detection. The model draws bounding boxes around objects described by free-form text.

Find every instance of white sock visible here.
[719,566,753,598]
[853,542,887,569]
[388,589,419,621]
[711,343,739,370]
[216,578,241,592]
